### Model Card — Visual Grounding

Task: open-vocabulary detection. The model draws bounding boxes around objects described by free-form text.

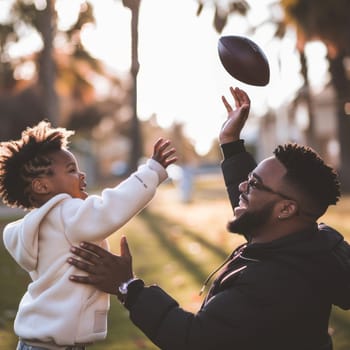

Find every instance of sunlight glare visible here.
[0,1,13,22]
[34,0,47,11]
[304,41,329,92]
[81,0,131,72]
[56,0,85,31]
[8,31,42,59]
[14,61,36,80]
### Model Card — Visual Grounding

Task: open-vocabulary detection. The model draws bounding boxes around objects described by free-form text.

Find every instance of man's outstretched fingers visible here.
[69,274,93,284]
[69,246,97,265]
[70,242,108,263]
[79,241,108,257]
[67,256,96,274]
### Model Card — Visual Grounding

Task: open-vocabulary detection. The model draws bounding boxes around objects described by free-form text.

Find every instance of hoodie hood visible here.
[246,223,343,258]
[243,223,350,310]
[3,194,70,272]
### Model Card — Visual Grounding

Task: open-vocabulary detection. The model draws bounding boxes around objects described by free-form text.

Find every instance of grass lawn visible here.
[0,174,349,349]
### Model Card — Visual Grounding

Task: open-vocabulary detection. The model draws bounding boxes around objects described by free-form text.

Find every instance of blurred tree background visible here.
[0,0,349,191]
[0,0,141,181]
[198,0,350,192]
[281,0,350,192]
[0,0,110,133]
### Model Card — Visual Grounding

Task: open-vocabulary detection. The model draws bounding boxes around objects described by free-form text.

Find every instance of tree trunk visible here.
[298,50,320,151]
[328,53,350,193]
[124,0,142,173]
[37,0,59,126]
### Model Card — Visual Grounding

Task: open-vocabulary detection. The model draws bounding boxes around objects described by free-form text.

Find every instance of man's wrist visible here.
[117,278,145,308]
[118,277,139,295]
[221,139,246,159]
[219,136,238,144]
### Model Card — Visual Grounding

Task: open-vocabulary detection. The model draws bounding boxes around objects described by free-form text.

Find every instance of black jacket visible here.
[125,141,350,350]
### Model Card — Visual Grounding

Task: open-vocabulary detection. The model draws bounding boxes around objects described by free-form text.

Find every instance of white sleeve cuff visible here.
[146,158,168,184]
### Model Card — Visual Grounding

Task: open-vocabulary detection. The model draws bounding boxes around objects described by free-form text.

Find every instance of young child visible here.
[0,120,177,350]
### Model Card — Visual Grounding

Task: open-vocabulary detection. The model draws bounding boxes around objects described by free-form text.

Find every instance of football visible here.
[218,35,270,86]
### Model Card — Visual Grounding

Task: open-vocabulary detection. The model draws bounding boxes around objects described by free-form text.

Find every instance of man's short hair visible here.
[274,143,341,216]
[0,120,74,209]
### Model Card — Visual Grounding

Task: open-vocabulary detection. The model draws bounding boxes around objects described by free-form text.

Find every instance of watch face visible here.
[118,278,138,295]
[118,282,128,295]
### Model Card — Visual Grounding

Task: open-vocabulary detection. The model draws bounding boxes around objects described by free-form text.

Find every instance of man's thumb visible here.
[120,235,131,258]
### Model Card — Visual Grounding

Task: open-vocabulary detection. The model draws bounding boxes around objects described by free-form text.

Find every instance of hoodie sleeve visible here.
[62,158,167,242]
[220,140,256,211]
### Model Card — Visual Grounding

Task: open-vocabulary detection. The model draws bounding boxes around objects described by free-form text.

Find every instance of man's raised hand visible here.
[219,87,251,144]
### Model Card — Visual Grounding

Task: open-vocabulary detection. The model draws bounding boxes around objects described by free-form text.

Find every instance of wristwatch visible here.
[117,278,145,308]
[118,277,140,295]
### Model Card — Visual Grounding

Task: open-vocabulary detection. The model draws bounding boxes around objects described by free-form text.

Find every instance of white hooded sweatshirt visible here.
[3,159,167,347]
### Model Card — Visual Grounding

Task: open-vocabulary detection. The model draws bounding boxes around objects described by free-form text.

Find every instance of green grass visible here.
[1,176,350,349]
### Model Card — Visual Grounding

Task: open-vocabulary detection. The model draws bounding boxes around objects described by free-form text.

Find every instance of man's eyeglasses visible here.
[246,172,293,200]
[245,172,317,218]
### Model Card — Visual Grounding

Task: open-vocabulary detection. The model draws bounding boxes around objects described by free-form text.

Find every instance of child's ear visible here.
[32,178,50,195]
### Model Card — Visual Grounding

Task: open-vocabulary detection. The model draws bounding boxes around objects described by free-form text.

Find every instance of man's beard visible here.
[227,201,275,239]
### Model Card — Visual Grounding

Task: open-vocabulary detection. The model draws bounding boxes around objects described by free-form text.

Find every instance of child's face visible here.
[45,149,88,200]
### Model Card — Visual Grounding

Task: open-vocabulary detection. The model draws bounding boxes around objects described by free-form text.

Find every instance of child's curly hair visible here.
[274,143,341,216]
[0,120,75,209]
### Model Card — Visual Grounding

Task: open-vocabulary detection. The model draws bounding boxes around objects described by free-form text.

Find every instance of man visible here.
[68,87,350,350]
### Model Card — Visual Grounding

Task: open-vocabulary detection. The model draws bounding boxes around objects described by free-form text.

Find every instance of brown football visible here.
[218,35,270,86]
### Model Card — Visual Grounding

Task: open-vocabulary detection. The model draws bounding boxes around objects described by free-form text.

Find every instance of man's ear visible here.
[32,178,50,195]
[277,200,299,219]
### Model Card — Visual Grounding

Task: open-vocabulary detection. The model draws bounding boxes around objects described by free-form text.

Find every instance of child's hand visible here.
[152,138,177,169]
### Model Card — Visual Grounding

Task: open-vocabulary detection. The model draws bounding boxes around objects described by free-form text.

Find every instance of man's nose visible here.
[239,180,249,194]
